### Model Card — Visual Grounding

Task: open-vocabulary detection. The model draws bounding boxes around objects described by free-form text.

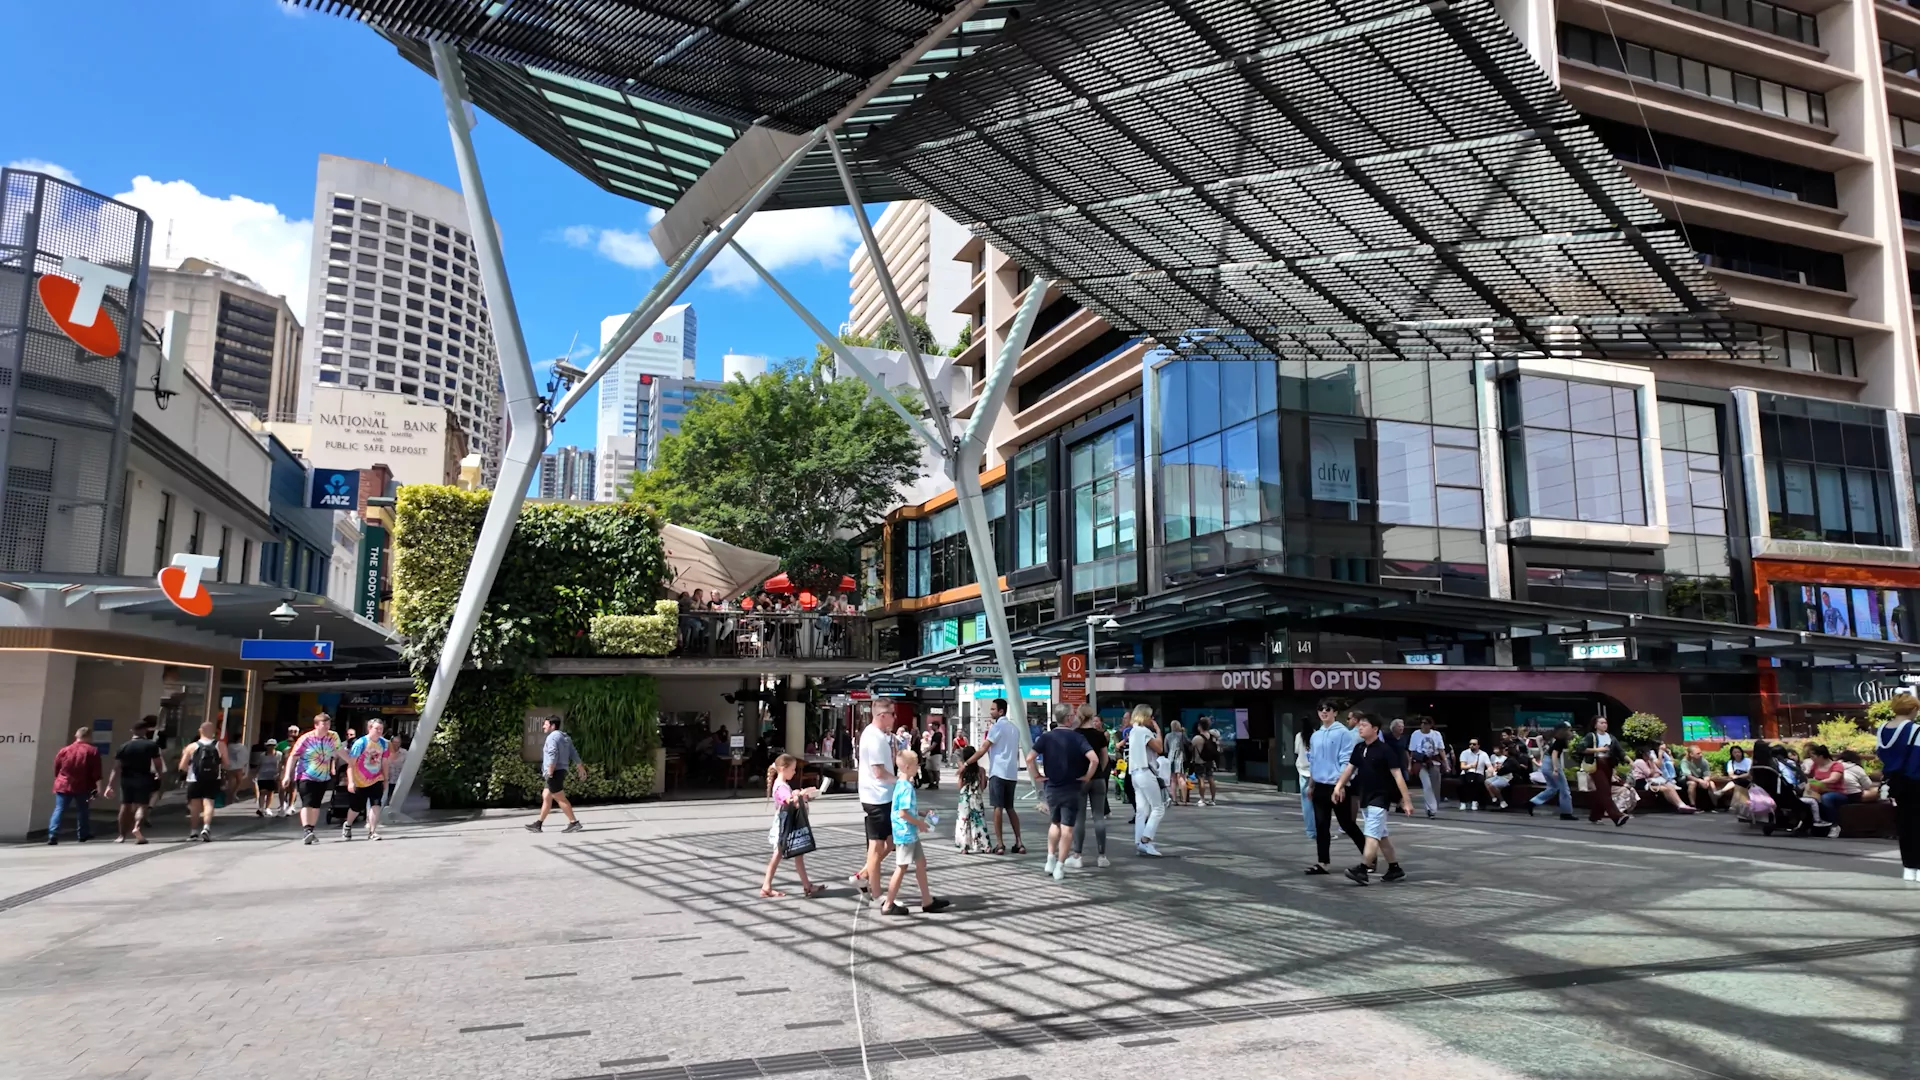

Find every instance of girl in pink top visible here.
[760,754,824,898]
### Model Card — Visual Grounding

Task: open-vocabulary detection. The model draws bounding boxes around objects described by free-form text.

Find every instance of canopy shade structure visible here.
[661,523,781,601]
[298,0,1024,209]
[858,0,1758,363]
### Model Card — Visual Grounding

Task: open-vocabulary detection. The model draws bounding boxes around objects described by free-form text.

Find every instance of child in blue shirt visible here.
[881,748,951,916]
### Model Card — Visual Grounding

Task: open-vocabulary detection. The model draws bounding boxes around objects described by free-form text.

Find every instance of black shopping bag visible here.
[780,800,818,858]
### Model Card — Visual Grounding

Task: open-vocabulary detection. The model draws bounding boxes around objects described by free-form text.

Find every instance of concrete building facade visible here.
[846,200,972,351]
[297,155,505,487]
[143,258,304,422]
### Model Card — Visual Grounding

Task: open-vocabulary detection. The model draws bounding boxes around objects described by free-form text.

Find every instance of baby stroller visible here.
[1740,765,1828,837]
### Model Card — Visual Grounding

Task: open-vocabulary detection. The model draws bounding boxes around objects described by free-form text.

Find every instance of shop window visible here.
[1758,393,1897,546]
[1501,376,1646,525]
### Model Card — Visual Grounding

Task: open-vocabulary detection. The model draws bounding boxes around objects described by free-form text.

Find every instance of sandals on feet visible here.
[759,887,787,898]
[990,845,1007,855]
[1011,844,1028,855]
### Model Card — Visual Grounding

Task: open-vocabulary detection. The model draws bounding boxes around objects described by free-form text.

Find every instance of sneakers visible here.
[1559,814,1578,821]
[371,832,384,841]
[303,829,317,845]
[562,821,584,833]
[114,836,126,844]
[1096,855,1111,868]
[1381,864,1406,883]
[1904,867,1918,882]
[1044,856,1058,875]
[1064,854,1083,870]
[524,821,543,833]
[255,808,264,818]
[198,829,211,843]
[921,897,952,914]
[1136,843,1162,857]
[1344,865,1371,886]
[1426,810,1436,819]
[341,824,353,842]
[1050,861,1064,882]
[882,902,911,916]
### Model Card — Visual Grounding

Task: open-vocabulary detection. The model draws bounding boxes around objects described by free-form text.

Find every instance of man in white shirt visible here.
[856,702,900,900]
[1456,739,1492,811]
[1406,717,1446,819]
[957,698,1026,854]
[1126,705,1166,856]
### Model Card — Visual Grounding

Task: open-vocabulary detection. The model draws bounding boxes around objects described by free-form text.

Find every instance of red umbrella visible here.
[837,574,857,592]
[763,572,795,594]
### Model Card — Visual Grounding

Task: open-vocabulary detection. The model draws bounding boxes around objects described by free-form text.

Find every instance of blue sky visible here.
[2,0,870,453]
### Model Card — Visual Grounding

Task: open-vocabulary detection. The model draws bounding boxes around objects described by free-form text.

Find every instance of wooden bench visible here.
[1834,799,1897,839]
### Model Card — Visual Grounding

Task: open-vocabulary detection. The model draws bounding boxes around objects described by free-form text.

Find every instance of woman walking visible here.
[1126,704,1167,856]
[1528,727,1575,819]
[1068,704,1113,869]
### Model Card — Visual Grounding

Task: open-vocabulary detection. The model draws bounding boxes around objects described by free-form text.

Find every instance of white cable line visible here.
[1593,4,1694,249]
[847,889,877,1080]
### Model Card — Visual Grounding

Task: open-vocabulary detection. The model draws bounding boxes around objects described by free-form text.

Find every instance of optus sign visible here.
[1217,669,1278,691]
[158,554,221,617]
[1296,667,1384,692]
[38,256,132,357]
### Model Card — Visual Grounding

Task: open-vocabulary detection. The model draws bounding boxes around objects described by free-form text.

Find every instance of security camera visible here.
[553,360,588,384]
[270,601,298,625]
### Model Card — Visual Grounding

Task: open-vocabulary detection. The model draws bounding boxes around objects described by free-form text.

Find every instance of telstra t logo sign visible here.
[158,553,222,617]
[38,256,132,357]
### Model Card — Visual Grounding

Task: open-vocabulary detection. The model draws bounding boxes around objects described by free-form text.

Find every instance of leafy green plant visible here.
[418,672,537,808]
[536,674,660,768]
[589,601,679,656]
[1622,712,1667,748]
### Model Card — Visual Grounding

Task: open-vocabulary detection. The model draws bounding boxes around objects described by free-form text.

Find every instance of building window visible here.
[1068,420,1139,612]
[1687,225,1846,290]
[1727,322,1858,377]
[1886,39,1920,79]
[1584,117,1836,206]
[1668,0,1816,45]
[1659,401,1729,535]
[1895,114,1920,151]
[154,492,173,574]
[238,538,251,585]
[1501,376,1646,525]
[1759,393,1897,545]
[187,510,203,555]
[1558,23,1827,125]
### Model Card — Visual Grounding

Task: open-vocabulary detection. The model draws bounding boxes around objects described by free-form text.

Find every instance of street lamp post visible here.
[1084,614,1120,719]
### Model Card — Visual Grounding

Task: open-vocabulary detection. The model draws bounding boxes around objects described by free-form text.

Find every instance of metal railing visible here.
[673,611,874,661]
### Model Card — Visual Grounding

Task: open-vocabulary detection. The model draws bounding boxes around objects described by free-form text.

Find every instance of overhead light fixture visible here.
[269,601,298,625]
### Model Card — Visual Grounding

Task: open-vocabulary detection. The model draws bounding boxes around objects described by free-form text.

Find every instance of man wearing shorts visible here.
[251,737,282,818]
[856,701,899,901]
[343,718,392,841]
[106,716,163,844]
[283,713,342,846]
[526,716,587,833]
[957,698,1025,854]
[1332,712,1413,886]
[1030,719,1097,881]
[274,725,301,817]
[177,721,228,842]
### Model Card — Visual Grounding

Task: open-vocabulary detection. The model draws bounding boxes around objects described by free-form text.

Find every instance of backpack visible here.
[191,740,222,783]
[1198,732,1220,765]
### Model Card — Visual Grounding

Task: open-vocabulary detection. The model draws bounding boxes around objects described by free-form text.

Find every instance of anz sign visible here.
[309,467,360,510]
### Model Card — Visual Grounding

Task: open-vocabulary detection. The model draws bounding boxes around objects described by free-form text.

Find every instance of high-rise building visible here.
[639,375,725,472]
[143,258,303,421]
[596,303,694,499]
[538,445,597,501]
[846,200,972,351]
[298,155,505,486]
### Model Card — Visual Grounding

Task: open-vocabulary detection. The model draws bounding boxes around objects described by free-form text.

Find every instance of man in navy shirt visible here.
[1029,722,1097,881]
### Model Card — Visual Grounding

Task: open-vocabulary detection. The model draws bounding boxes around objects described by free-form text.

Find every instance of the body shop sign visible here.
[309,387,450,487]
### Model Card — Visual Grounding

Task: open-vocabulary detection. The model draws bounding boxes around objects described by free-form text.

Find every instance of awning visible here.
[859,0,1756,362]
[662,523,780,601]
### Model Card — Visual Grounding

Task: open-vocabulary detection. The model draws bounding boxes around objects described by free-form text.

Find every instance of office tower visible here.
[596,303,694,499]
[538,445,597,501]
[639,375,725,472]
[298,155,505,486]
[846,200,972,350]
[143,258,303,421]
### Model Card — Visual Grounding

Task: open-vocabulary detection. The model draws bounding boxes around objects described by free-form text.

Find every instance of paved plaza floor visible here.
[2,785,1916,1080]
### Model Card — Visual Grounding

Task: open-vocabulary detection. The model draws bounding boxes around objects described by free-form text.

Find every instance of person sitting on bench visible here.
[1631,748,1697,813]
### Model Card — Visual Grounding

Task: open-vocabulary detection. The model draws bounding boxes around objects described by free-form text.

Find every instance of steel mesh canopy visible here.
[297,0,1020,209]
[858,0,1757,362]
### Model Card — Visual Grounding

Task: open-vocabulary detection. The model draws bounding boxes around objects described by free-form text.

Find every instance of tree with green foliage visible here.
[873,311,939,355]
[627,360,925,580]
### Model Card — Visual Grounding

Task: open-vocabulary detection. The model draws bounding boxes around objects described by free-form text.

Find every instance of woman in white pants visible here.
[1127,704,1166,856]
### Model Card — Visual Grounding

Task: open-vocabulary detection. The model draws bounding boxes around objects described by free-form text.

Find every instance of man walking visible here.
[1192,717,1222,806]
[47,728,103,844]
[342,718,393,841]
[1305,699,1366,876]
[1126,704,1167,856]
[1577,716,1631,827]
[283,712,342,846]
[1332,712,1413,885]
[957,698,1025,854]
[105,716,163,844]
[178,720,228,842]
[1030,716,1097,881]
[1407,716,1446,819]
[526,717,587,833]
[856,701,900,899]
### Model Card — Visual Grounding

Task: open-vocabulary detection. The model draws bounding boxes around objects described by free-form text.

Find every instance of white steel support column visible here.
[951,278,1051,771]
[827,133,952,447]
[730,241,947,453]
[548,126,826,425]
[389,41,549,814]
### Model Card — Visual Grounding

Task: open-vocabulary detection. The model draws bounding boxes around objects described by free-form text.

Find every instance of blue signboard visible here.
[308,467,360,509]
[913,675,953,688]
[240,639,334,662]
[970,677,1050,701]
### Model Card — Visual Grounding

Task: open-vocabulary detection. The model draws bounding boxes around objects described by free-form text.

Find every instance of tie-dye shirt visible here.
[347,735,390,785]
[289,730,340,782]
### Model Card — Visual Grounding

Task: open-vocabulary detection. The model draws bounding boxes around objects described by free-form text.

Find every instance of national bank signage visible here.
[307,387,451,487]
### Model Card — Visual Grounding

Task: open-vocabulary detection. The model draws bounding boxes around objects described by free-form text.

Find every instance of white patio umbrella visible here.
[660,523,780,601]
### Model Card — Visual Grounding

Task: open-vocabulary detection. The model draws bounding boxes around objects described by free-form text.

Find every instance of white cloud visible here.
[6,159,79,185]
[114,176,313,321]
[559,206,862,292]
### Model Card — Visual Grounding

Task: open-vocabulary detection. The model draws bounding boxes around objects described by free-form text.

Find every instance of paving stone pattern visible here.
[1,789,1916,1079]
